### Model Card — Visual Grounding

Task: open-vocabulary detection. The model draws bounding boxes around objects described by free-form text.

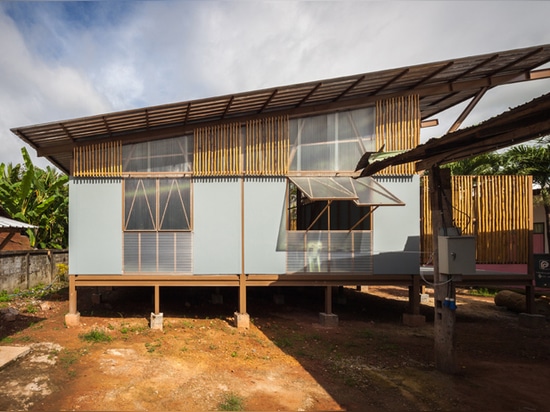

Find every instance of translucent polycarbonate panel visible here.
[286,230,372,273]
[124,179,156,230]
[123,135,193,172]
[353,178,404,206]
[158,232,175,272]
[289,107,375,172]
[124,231,193,273]
[159,179,191,230]
[290,176,404,206]
[175,232,193,273]
[290,177,356,200]
[123,232,140,272]
[140,232,158,272]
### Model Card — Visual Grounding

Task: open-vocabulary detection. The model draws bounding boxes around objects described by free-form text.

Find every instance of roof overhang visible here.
[357,92,550,176]
[10,44,550,174]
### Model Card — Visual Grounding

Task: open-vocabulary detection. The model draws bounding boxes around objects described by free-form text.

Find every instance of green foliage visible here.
[79,328,113,343]
[444,152,503,175]
[0,147,68,249]
[218,392,245,411]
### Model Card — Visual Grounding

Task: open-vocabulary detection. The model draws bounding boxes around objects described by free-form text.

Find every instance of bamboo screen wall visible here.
[375,95,420,175]
[421,175,532,264]
[194,116,289,176]
[73,141,122,177]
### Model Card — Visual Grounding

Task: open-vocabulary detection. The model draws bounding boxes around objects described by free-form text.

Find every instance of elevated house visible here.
[11,44,550,328]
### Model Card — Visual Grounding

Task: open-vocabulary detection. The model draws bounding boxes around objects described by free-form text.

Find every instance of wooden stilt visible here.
[154,285,160,315]
[325,286,333,314]
[68,275,77,314]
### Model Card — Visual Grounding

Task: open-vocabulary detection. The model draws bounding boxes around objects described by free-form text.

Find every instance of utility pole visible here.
[429,166,457,373]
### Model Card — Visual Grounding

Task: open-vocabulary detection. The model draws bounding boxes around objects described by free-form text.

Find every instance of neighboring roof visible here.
[357,92,550,176]
[11,44,550,174]
[0,216,36,231]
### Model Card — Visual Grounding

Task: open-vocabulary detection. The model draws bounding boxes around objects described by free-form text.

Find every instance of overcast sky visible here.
[1,0,550,170]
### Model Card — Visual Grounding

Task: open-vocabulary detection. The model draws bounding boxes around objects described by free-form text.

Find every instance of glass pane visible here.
[290,107,375,172]
[123,136,193,172]
[125,179,156,230]
[159,179,191,230]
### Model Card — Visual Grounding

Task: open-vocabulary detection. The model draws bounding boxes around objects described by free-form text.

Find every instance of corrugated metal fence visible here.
[421,175,532,264]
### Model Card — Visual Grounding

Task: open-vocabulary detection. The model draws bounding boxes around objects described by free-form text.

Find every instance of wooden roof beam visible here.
[259,89,278,113]
[296,83,322,107]
[334,75,365,102]
[447,87,488,133]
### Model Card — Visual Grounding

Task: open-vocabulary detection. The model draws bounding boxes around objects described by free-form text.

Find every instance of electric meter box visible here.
[438,236,476,275]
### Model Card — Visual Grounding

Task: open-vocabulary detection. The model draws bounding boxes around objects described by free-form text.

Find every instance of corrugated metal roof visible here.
[357,92,550,176]
[0,216,37,230]
[11,44,550,174]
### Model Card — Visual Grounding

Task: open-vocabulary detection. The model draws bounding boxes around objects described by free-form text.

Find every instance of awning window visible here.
[289,176,404,206]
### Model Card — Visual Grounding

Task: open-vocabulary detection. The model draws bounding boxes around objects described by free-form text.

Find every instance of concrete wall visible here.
[0,250,68,293]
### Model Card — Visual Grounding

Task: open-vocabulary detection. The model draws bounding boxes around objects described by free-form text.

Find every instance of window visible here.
[124,178,191,231]
[122,135,193,173]
[289,107,375,172]
[123,178,192,273]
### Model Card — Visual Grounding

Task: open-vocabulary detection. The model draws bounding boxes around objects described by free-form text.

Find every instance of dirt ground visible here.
[1,283,550,411]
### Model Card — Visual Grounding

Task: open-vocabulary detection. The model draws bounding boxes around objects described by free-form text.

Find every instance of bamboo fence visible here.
[421,175,532,264]
[73,141,122,177]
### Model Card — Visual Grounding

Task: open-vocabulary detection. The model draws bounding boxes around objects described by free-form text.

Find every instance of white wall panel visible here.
[372,175,420,274]
[193,178,241,274]
[69,178,122,274]
[244,178,286,274]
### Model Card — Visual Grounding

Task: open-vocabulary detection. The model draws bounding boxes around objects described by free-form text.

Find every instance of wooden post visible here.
[68,275,77,314]
[409,275,421,315]
[429,166,457,374]
[154,285,160,315]
[325,286,333,314]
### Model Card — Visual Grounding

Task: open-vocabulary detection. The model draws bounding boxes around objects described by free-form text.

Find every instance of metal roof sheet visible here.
[0,216,37,230]
[11,44,550,174]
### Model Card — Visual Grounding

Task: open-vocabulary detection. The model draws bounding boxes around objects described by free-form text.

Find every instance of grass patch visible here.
[79,328,112,343]
[218,392,245,411]
[468,287,498,297]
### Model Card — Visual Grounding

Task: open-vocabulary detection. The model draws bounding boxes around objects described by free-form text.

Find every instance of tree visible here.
[445,139,550,250]
[0,147,68,249]
[500,142,550,250]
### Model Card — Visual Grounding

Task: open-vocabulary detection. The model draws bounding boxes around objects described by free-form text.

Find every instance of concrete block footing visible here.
[519,313,546,328]
[319,312,339,327]
[150,312,164,330]
[91,293,102,305]
[234,312,250,329]
[65,312,81,327]
[402,313,426,327]
[420,293,430,304]
[273,294,285,305]
[211,294,223,305]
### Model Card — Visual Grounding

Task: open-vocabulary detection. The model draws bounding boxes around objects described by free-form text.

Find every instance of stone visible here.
[64,312,81,327]
[402,313,426,327]
[234,312,250,329]
[319,312,339,327]
[150,312,164,331]
[518,313,546,329]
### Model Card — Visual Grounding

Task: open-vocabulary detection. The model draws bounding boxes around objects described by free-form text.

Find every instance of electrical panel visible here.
[438,236,476,275]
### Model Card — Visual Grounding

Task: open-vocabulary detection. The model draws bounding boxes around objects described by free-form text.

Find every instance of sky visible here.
[1,0,550,170]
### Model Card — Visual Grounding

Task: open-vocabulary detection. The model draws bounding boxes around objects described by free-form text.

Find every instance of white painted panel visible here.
[244,178,286,274]
[69,178,122,274]
[372,175,420,274]
[193,178,241,274]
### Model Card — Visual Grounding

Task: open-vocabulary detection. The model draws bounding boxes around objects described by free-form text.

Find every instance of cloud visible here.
[1,1,550,169]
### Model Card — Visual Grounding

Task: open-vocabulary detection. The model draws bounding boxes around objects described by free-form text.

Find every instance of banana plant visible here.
[0,147,68,249]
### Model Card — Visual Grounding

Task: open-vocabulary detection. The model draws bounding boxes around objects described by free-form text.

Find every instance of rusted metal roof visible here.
[11,44,550,174]
[357,92,550,176]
